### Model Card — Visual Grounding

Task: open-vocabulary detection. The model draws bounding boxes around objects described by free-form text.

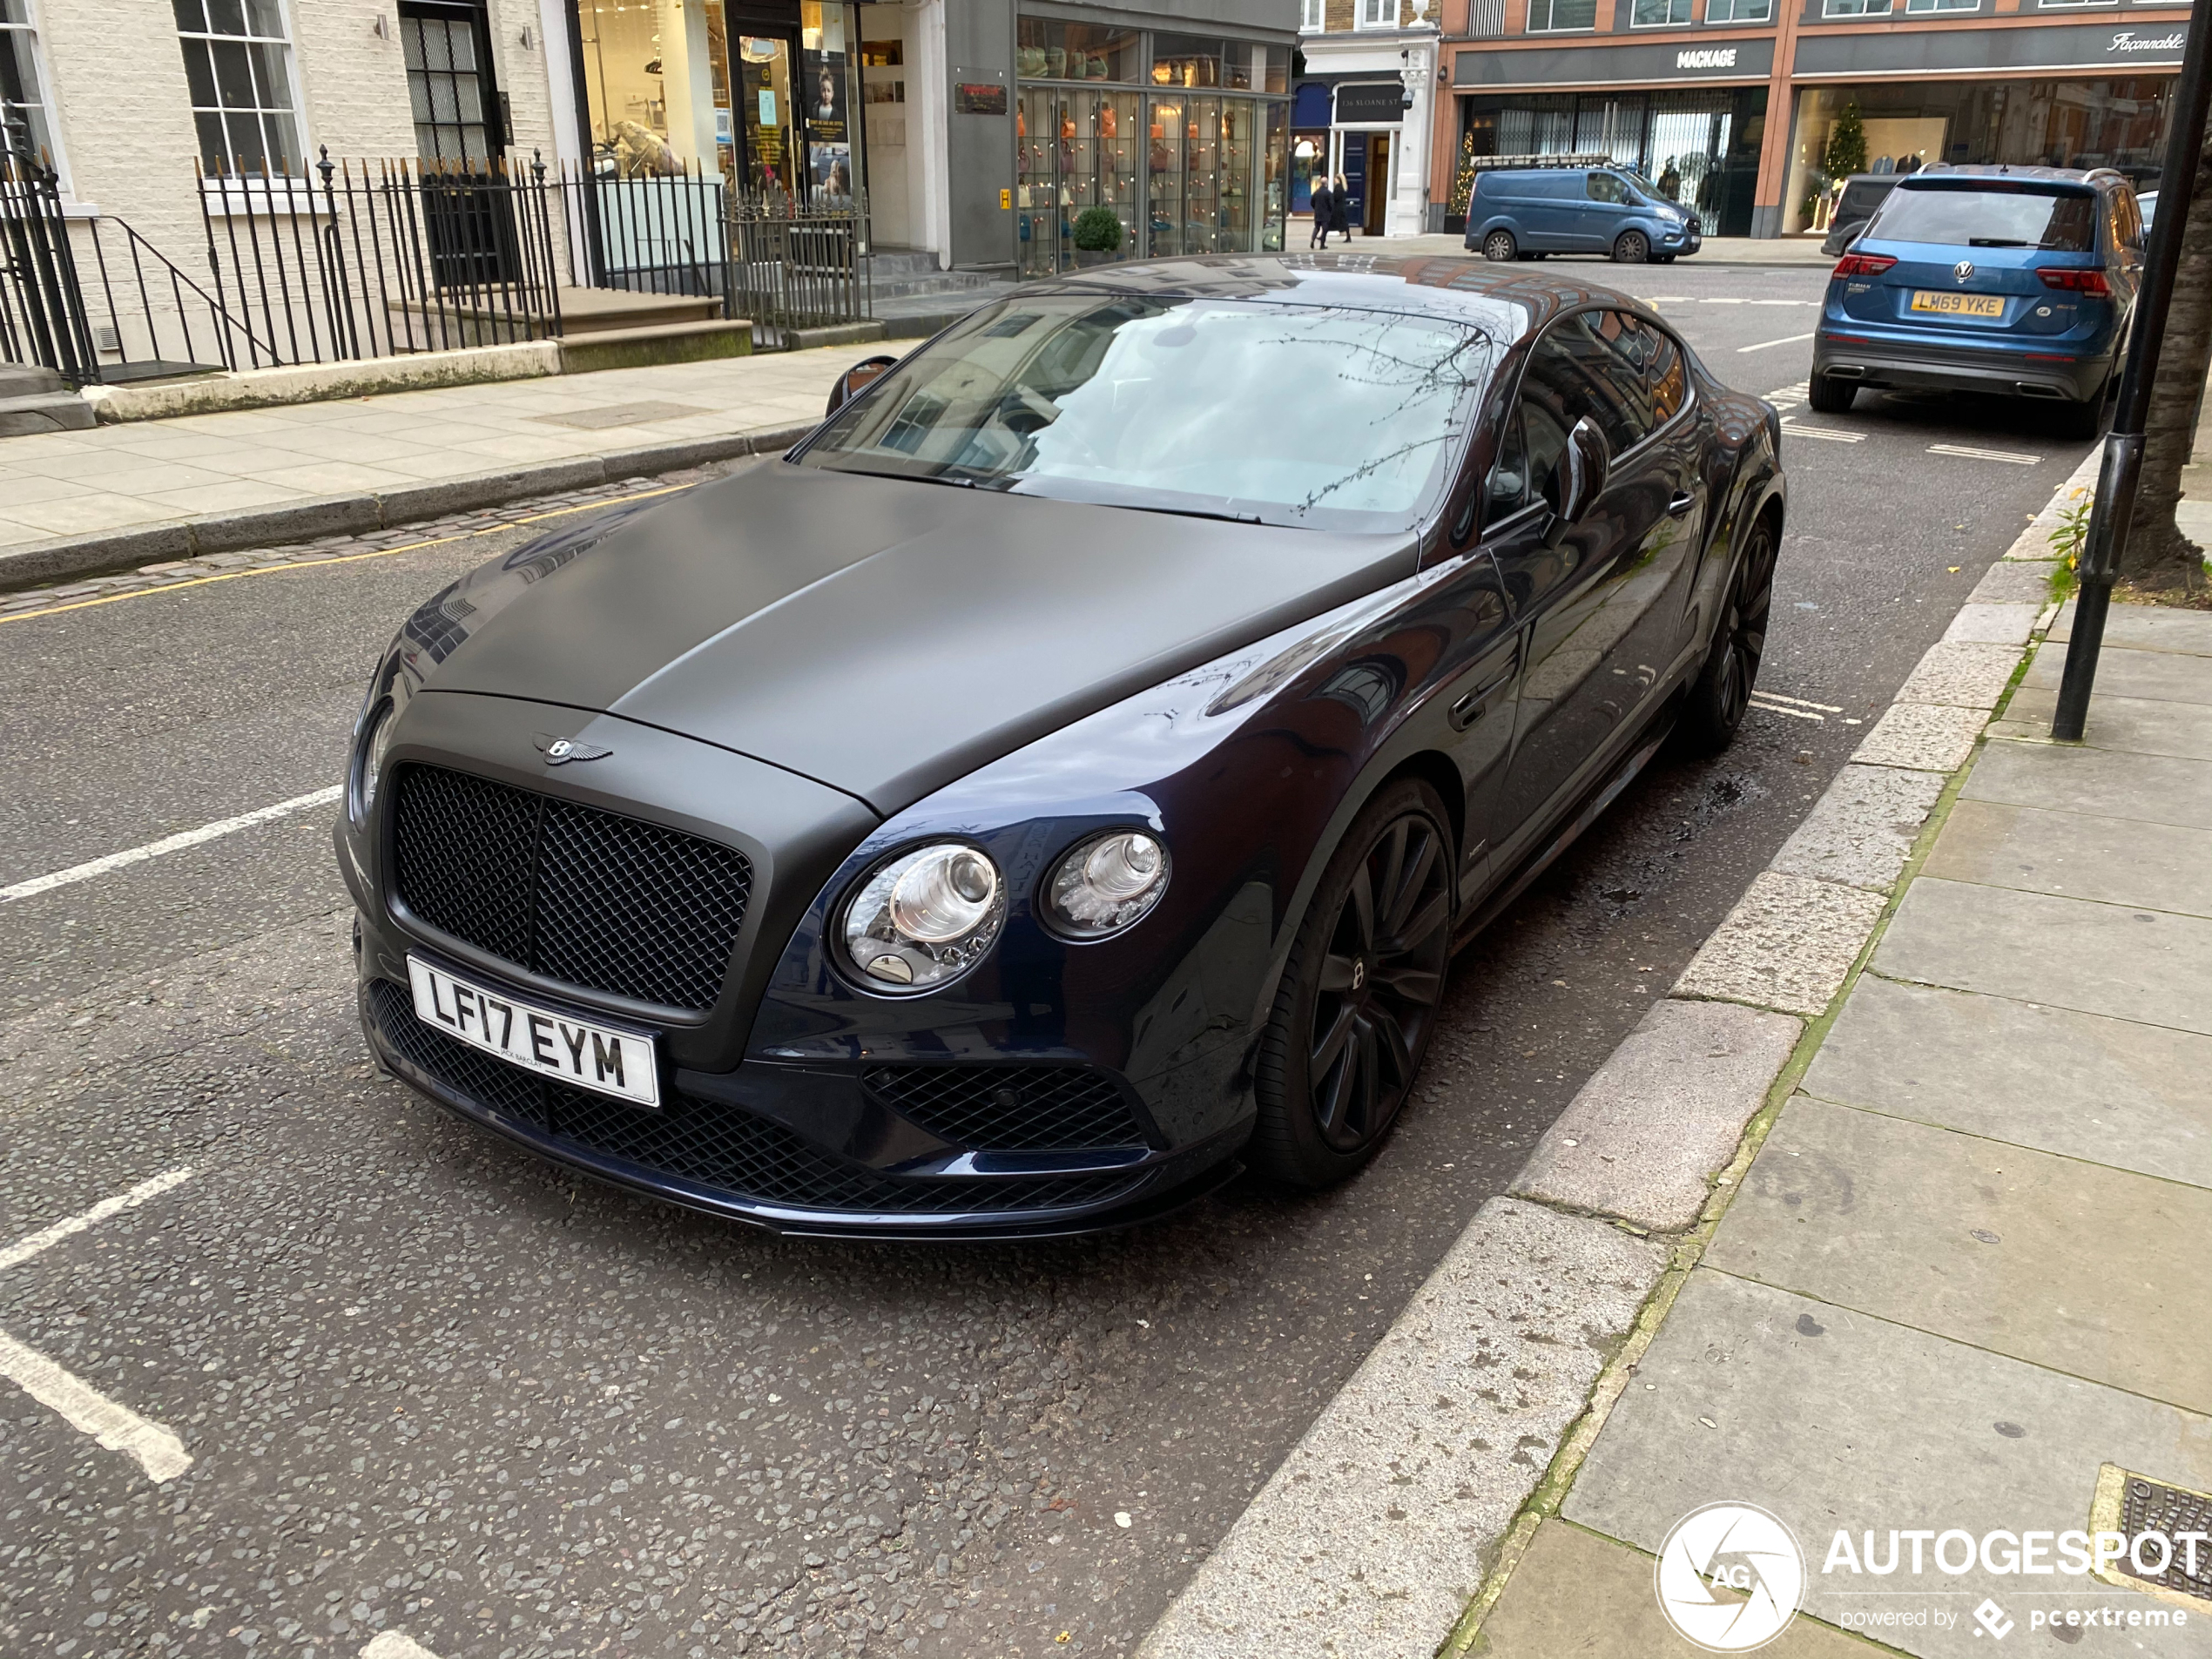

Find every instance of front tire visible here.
[1613,229,1650,264]
[1806,373,1856,415]
[1482,228,1517,262]
[1251,781,1453,1190]
[1681,516,1778,753]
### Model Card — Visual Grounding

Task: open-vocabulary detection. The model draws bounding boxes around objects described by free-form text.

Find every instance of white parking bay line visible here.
[1929,442,2044,466]
[1749,698,1824,721]
[1751,691,1844,712]
[1737,332,1817,354]
[1780,421,1866,444]
[0,786,341,904]
[0,1167,193,1273]
[361,1634,445,1659]
[0,1327,193,1481]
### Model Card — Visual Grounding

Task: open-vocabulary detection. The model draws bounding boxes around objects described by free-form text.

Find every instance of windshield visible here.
[796,294,1498,533]
[1866,182,2098,251]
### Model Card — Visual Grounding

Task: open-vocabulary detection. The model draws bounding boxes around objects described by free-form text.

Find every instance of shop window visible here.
[1631,0,1695,25]
[1358,0,1401,25]
[1152,34,1273,90]
[0,0,62,174]
[1527,0,1600,31]
[175,0,304,175]
[1703,0,1772,20]
[1017,17,1142,84]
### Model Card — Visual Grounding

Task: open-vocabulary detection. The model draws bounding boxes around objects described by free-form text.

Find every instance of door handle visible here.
[1450,664,1516,731]
[1667,490,1697,518]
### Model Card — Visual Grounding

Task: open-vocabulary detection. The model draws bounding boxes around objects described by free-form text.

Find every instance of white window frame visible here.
[0,0,74,195]
[1301,0,1326,30]
[1356,0,1401,28]
[1628,0,1696,29]
[1526,0,1601,30]
[1901,0,1978,11]
[174,0,311,179]
[1820,0,1892,17]
[1704,0,1773,21]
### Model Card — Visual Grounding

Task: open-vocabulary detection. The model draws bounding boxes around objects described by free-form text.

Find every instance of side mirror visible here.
[1542,416,1609,549]
[826,354,900,417]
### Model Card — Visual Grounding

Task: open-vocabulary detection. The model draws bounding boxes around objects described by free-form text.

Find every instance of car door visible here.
[1503,174,1559,250]
[1484,308,1695,864]
[1576,170,1629,253]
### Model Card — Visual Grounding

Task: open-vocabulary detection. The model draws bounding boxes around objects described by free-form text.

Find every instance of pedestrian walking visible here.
[1309,177,1334,248]
[1330,175,1353,242]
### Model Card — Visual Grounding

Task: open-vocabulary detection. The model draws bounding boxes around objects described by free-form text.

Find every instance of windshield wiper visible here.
[1967,238,2032,247]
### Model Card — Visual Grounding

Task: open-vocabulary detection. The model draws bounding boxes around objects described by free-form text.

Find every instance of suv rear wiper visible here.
[1967,238,2031,247]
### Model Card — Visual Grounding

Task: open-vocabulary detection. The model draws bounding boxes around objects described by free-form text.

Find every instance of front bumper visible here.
[361,959,1247,1238]
[1813,331,2111,403]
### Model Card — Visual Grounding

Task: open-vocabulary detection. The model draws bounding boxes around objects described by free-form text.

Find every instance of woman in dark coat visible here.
[1309,177,1334,248]
[1330,173,1354,240]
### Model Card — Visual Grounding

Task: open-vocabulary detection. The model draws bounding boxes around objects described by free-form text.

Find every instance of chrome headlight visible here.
[841,842,1006,991]
[353,698,398,826]
[1042,831,1169,940]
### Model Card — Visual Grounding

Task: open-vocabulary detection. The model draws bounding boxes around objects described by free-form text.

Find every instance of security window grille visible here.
[175,0,302,175]
[1704,0,1771,19]
[1358,0,1399,24]
[1301,0,1325,29]
[1527,0,1600,30]
[401,9,493,161]
[1821,0,1891,15]
[1632,0,1694,24]
[0,0,57,164]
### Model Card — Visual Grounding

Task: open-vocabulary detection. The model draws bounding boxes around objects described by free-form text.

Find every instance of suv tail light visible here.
[1833,253,1897,278]
[2037,266,2112,296]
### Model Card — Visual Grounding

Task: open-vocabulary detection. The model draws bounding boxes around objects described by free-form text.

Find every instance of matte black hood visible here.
[426,462,1415,813]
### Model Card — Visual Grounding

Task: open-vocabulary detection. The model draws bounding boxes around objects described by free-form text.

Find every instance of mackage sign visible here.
[1454,35,1774,86]
[1793,19,2185,78]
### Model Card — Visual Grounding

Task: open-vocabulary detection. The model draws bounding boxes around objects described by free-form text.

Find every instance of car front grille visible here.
[864,1064,1151,1151]
[390,763,751,1013]
[371,981,1147,1217]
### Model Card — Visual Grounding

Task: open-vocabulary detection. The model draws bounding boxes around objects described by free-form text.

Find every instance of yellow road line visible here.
[0,483,692,628]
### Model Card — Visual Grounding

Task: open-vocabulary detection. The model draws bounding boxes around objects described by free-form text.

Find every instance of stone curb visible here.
[0,421,818,594]
[1134,446,2103,1659]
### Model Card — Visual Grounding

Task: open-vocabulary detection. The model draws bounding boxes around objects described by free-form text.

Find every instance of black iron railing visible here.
[0,141,99,384]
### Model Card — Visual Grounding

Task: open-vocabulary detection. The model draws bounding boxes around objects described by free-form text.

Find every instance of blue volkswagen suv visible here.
[1809,165,2141,438]
[1464,163,1702,265]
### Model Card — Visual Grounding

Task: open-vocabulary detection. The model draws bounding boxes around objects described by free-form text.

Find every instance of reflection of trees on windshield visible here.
[804,295,1501,534]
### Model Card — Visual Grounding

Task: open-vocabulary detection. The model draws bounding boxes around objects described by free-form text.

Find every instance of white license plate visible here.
[407,955,660,1109]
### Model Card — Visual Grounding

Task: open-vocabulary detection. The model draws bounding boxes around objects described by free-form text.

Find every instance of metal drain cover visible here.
[2091,1464,2212,1609]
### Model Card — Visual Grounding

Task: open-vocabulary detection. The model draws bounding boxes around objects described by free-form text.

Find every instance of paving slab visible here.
[1768,764,1947,893]
[1803,974,2212,1190]
[1561,1270,2212,1659]
[1851,703,1989,773]
[2022,641,2212,705]
[1963,738,2212,831]
[1921,797,2212,918]
[1989,689,2212,761]
[1873,876,2212,1036]
[1472,1519,1885,1659]
[2047,604,2212,654]
[1510,999,1804,1231]
[1895,640,2024,710]
[1708,1096,2212,1413]
[1136,1198,1667,1659]
[1672,872,1885,1018]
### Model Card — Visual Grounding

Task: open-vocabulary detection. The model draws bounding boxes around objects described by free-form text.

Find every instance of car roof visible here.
[1004,253,1660,343]
[1902,164,2118,191]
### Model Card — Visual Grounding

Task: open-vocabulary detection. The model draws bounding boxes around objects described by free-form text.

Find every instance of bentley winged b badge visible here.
[533,732,612,765]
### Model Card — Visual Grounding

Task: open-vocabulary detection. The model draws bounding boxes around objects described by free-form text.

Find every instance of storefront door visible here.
[736,32,799,194]
[1364,132,1390,234]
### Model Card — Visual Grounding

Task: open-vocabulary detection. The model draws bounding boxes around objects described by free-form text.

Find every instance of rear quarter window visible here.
[1867,183,2098,252]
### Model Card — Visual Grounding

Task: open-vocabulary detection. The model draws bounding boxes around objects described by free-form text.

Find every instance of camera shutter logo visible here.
[1655,1501,1806,1652]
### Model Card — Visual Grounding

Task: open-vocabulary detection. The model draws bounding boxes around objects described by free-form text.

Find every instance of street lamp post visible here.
[2049,0,2212,741]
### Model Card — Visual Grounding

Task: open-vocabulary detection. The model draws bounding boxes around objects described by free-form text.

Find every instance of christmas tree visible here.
[1449,132,1479,219]
[1824,103,1868,180]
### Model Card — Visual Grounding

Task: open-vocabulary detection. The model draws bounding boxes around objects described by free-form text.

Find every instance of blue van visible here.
[1463,164,1703,265]
[1810,165,2140,439]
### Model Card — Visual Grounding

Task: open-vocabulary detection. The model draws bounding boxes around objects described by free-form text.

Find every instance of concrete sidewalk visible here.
[1469,604,2212,1652]
[1373,232,1837,266]
[0,344,880,588]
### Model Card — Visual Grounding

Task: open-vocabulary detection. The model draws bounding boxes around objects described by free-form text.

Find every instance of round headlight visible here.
[842,842,1006,991]
[1043,831,1169,939]
[354,699,397,824]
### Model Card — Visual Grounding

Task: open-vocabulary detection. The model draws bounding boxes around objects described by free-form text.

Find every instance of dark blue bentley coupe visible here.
[338,253,1786,1238]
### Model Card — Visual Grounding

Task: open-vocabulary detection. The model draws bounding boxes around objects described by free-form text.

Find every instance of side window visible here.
[1507,341,1591,516]
[1646,323,1689,428]
[1530,310,1654,457]
[1586,172,1626,205]
[1487,405,1529,518]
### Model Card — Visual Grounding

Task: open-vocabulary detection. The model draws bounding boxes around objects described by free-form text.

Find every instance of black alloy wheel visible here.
[1682,516,1778,752]
[1613,229,1649,264]
[1482,228,1517,262]
[1251,780,1454,1188]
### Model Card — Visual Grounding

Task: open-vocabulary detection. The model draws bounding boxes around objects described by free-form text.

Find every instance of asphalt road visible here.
[0,262,2090,1659]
